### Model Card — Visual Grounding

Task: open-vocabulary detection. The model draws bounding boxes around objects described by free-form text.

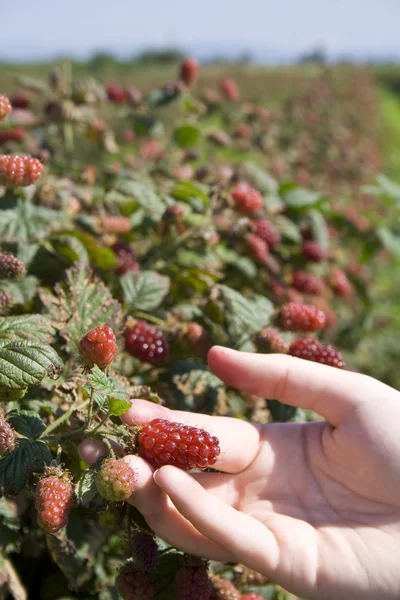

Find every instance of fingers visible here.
[208,346,384,426]
[121,399,261,473]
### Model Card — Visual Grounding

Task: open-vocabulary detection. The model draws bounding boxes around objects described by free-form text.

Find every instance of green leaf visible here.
[0,315,55,344]
[51,234,89,265]
[121,270,170,311]
[377,227,400,258]
[7,410,46,439]
[267,399,298,422]
[75,466,102,506]
[0,276,39,305]
[244,162,278,193]
[0,200,63,242]
[308,209,329,250]
[0,439,52,496]
[274,215,302,242]
[374,174,400,206]
[282,187,322,208]
[115,180,165,220]
[173,124,201,149]
[88,365,128,400]
[107,397,131,416]
[0,341,63,389]
[145,86,180,107]
[171,181,210,209]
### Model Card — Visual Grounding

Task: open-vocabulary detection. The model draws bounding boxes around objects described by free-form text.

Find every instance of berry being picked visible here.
[0,128,26,144]
[124,320,169,366]
[0,412,16,456]
[0,155,43,187]
[212,575,241,600]
[292,270,325,295]
[247,234,269,263]
[176,563,212,600]
[255,327,289,354]
[330,269,352,297]
[252,219,281,248]
[137,418,220,471]
[278,302,326,332]
[112,241,140,275]
[99,215,131,234]
[0,291,15,314]
[0,252,26,280]
[131,530,159,572]
[241,595,264,600]
[0,95,12,121]
[116,562,154,600]
[289,338,345,369]
[302,240,327,262]
[180,58,199,87]
[219,77,240,101]
[96,458,136,501]
[35,468,73,534]
[232,186,263,215]
[78,325,117,369]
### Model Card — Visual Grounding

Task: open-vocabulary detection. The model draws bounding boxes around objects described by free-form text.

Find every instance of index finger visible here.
[121,399,261,474]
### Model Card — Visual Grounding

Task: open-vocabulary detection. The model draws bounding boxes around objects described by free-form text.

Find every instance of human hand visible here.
[80,346,400,600]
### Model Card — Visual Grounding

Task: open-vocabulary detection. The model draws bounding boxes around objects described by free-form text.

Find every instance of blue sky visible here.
[1,0,399,62]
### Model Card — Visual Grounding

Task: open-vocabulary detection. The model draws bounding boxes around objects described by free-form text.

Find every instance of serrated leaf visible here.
[173,124,201,149]
[107,397,131,416]
[274,215,302,242]
[0,276,39,305]
[0,200,63,242]
[114,180,165,220]
[0,439,52,496]
[88,365,128,399]
[51,234,89,265]
[0,315,55,344]
[308,209,329,250]
[171,181,210,209]
[7,410,46,439]
[121,270,170,311]
[244,162,278,193]
[0,341,63,389]
[75,466,100,505]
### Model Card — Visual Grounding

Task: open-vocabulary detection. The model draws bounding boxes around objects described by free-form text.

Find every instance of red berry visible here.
[124,320,169,366]
[255,328,289,354]
[219,77,239,101]
[0,128,26,144]
[11,93,30,109]
[131,530,158,572]
[0,252,26,280]
[330,269,352,297]
[279,302,326,332]
[0,413,16,456]
[289,338,345,369]
[212,575,241,600]
[112,242,140,275]
[99,215,131,234]
[252,219,281,248]
[0,155,43,187]
[106,83,127,104]
[241,595,264,600]
[116,562,154,600]
[302,240,327,262]
[247,234,269,263]
[176,564,212,600]
[78,325,117,369]
[0,95,12,121]
[180,58,199,87]
[138,418,220,471]
[35,470,73,534]
[232,186,263,215]
[292,270,325,295]
[96,458,136,501]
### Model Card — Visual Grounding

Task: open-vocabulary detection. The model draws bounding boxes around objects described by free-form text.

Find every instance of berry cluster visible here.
[176,564,212,600]
[112,241,140,275]
[212,575,241,600]
[252,219,281,248]
[0,94,12,121]
[255,327,289,354]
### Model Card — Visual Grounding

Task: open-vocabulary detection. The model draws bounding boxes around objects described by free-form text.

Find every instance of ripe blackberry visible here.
[35,468,73,534]
[219,77,239,101]
[232,186,263,215]
[0,412,16,455]
[180,58,199,87]
[247,234,269,263]
[0,128,26,144]
[212,575,241,600]
[330,269,352,297]
[0,252,26,280]
[176,563,212,600]
[96,458,136,501]
[0,291,14,314]
[302,240,327,262]
[124,320,169,366]
[292,270,325,295]
[78,325,117,369]
[279,302,326,332]
[252,219,281,248]
[111,242,140,275]
[255,328,289,354]
[289,338,345,369]
[99,215,131,234]
[116,562,154,600]
[131,530,159,572]
[0,95,12,121]
[137,418,220,471]
[0,155,43,187]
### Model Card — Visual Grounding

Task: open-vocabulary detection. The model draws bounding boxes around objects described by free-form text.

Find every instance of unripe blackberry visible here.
[180,58,199,87]
[289,338,345,369]
[0,412,16,455]
[255,328,289,354]
[116,562,154,600]
[247,234,269,263]
[219,77,240,101]
[96,458,136,501]
[292,270,325,295]
[0,252,26,280]
[0,291,14,314]
[212,575,241,600]
[232,186,263,215]
[124,320,169,366]
[278,302,326,332]
[35,468,73,534]
[131,530,159,572]
[0,95,12,121]
[0,155,43,187]
[302,240,327,262]
[251,219,281,248]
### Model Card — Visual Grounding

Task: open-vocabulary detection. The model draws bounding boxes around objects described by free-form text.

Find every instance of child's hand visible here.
[80,346,400,600]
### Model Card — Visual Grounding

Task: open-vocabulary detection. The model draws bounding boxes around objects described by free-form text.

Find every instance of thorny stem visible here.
[86,389,95,428]
[40,398,91,438]
[42,428,86,444]
[89,412,110,436]
[102,437,116,458]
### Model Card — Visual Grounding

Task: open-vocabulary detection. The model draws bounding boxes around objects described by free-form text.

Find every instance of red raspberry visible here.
[212,575,241,600]
[232,186,263,215]
[116,562,154,600]
[219,77,239,101]
[11,93,30,109]
[247,234,269,263]
[0,155,43,187]
[180,57,199,87]
[35,469,73,534]
[279,302,326,332]
[0,128,26,144]
[255,328,289,354]
[138,418,220,471]
[292,270,325,295]
[0,413,16,455]
[96,458,136,501]
[99,215,131,234]
[289,338,345,369]
[124,320,169,366]
[106,83,127,104]
[185,322,214,358]
[131,530,158,572]
[176,564,212,600]
[302,240,327,262]
[330,269,352,297]
[0,95,12,121]
[241,595,264,600]
[78,325,117,369]
[112,242,140,275]
[252,219,281,248]
[0,252,26,280]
